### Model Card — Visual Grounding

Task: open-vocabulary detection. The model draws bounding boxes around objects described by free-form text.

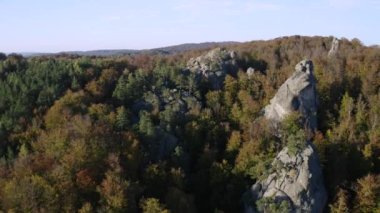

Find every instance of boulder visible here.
[187,48,238,89]
[250,143,327,212]
[247,67,256,77]
[247,60,326,213]
[264,60,318,130]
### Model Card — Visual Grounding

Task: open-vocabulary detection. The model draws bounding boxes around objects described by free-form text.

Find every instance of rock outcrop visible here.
[247,60,326,213]
[328,37,339,57]
[186,48,238,89]
[249,143,327,213]
[247,67,256,77]
[264,60,318,130]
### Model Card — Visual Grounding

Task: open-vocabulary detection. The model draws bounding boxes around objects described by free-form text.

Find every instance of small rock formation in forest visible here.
[247,67,256,77]
[246,60,327,213]
[328,37,339,57]
[264,60,318,130]
[186,48,238,89]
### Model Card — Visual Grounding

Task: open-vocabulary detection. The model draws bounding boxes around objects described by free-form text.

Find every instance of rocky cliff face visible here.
[264,60,318,130]
[186,48,238,89]
[247,60,326,213]
[328,37,339,57]
[249,143,327,213]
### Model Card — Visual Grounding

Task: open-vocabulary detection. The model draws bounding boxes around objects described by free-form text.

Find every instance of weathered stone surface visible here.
[250,144,326,212]
[186,48,238,89]
[247,60,326,213]
[328,37,339,57]
[247,67,256,76]
[264,60,318,130]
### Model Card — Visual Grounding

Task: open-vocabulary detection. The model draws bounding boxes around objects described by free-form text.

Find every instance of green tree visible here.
[115,106,130,130]
[140,198,170,213]
[256,197,292,213]
[98,154,138,212]
[281,112,307,155]
[2,175,59,212]
[139,111,155,138]
[355,174,380,212]
[330,188,350,213]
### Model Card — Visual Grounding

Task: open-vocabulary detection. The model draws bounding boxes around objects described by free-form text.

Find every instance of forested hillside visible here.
[0,36,379,212]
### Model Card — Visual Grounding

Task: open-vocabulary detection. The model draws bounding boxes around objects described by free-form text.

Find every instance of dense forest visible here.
[0,36,379,212]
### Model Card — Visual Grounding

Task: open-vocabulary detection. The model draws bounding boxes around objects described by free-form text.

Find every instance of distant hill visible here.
[20,41,240,57]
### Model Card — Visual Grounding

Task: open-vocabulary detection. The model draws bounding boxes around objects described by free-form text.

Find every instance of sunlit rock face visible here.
[328,37,339,57]
[246,60,326,213]
[264,60,318,131]
[249,143,327,213]
[186,48,238,89]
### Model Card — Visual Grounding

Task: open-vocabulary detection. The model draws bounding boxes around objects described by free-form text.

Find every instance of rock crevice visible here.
[186,48,238,89]
[264,60,318,131]
[247,60,327,213]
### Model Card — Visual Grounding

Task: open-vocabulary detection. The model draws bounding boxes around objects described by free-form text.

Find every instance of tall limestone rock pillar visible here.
[246,60,327,213]
[328,37,339,57]
[263,60,318,131]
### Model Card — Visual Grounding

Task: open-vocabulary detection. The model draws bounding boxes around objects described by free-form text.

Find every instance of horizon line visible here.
[3,35,378,55]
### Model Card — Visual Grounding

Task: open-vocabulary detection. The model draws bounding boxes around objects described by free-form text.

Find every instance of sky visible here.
[0,0,379,53]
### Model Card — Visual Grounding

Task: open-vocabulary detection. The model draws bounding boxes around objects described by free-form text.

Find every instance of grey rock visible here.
[264,60,318,130]
[328,37,339,57]
[247,67,256,76]
[247,60,326,213]
[251,144,326,213]
[186,48,238,89]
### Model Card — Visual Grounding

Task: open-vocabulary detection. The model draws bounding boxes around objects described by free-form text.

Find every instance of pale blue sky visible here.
[1,0,379,52]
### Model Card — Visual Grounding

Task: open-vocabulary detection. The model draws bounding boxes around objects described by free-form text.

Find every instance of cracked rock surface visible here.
[264,60,318,130]
[186,48,238,90]
[247,60,327,213]
[250,144,326,212]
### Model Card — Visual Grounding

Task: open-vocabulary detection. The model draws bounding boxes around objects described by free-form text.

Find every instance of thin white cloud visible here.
[369,0,380,8]
[328,0,380,10]
[245,1,282,11]
[173,0,231,10]
[102,15,122,21]
[173,0,280,12]
[328,0,359,8]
